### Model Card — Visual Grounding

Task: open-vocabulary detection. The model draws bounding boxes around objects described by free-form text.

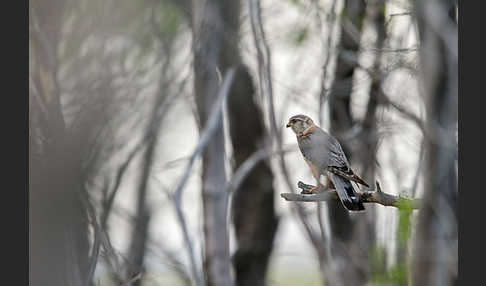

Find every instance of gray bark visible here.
[124,39,176,286]
[228,67,278,286]
[191,1,234,285]
[412,0,458,285]
[29,1,91,285]
[281,181,421,209]
[326,0,367,285]
[328,0,365,240]
[212,2,279,286]
[351,0,386,282]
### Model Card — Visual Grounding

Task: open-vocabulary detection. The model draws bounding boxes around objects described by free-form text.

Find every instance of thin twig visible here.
[311,0,339,126]
[172,67,236,202]
[248,0,327,269]
[377,89,427,135]
[119,272,143,286]
[225,149,267,194]
[84,197,102,286]
[224,145,295,194]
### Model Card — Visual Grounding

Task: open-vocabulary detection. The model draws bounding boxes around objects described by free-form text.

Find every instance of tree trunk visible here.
[228,66,278,286]
[351,0,386,282]
[412,0,458,285]
[326,0,367,285]
[327,0,366,242]
[191,1,234,285]
[210,2,279,286]
[124,42,176,286]
[29,1,90,285]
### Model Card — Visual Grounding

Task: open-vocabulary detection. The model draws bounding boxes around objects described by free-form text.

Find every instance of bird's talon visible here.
[301,186,319,194]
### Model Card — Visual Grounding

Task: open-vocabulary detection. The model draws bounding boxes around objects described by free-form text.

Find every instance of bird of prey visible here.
[286,114,369,211]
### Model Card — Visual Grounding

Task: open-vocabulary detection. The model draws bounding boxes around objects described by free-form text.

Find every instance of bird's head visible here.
[286,114,315,134]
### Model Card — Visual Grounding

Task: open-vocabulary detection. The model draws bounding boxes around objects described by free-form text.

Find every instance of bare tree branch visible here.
[173,68,237,203]
[377,89,427,135]
[224,146,294,195]
[312,0,339,126]
[248,0,330,277]
[281,181,422,209]
[82,190,102,286]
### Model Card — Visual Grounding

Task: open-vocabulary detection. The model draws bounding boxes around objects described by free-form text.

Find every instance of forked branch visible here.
[281,181,421,209]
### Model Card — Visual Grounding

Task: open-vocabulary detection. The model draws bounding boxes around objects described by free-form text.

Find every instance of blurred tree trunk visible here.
[124,38,175,286]
[412,0,458,285]
[326,0,367,284]
[228,66,278,286]
[219,3,279,286]
[352,0,386,281]
[124,134,152,286]
[327,0,365,243]
[29,1,90,285]
[360,0,385,198]
[191,1,233,285]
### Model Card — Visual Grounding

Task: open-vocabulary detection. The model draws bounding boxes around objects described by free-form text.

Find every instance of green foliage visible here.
[289,26,309,46]
[133,0,183,63]
[296,27,309,45]
[371,262,408,286]
[340,9,364,30]
[59,0,185,64]
[155,1,183,41]
[381,2,387,18]
[370,245,388,280]
[397,200,413,245]
[370,210,412,286]
[388,263,408,285]
[288,0,305,9]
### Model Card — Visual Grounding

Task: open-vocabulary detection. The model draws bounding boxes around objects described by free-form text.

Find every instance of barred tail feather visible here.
[329,173,365,211]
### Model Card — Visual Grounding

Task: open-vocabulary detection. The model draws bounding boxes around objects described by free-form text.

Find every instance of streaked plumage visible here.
[287,114,369,211]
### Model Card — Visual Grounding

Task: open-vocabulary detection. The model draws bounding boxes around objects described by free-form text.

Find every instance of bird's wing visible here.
[328,166,370,187]
[298,126,367,211]
[328,172,365,211]
[298,127,370,187]
[298,127,349,170]
[327,136,350,168]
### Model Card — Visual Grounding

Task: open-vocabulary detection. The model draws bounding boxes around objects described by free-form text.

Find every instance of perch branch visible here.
[281,181,421,209]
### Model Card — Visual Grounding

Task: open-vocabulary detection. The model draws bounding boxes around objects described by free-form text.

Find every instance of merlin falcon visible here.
[286,114,369,211]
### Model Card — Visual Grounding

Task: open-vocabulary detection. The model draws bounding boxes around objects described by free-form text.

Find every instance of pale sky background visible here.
[92,0,424,284]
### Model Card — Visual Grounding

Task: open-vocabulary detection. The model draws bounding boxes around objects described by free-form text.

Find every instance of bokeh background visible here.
[29,0,458,285]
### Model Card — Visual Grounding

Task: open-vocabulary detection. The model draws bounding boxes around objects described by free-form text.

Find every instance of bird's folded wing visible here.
[298,127,349,169]
[328,172,365,211]
[328,166,370,187]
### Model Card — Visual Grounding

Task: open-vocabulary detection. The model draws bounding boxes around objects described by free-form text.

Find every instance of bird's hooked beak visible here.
[286,122,292,128]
